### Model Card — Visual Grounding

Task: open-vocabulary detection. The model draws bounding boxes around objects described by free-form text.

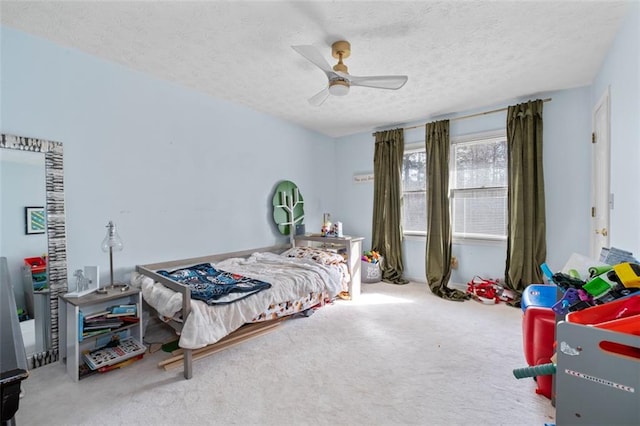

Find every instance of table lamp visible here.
[101,220,123,288]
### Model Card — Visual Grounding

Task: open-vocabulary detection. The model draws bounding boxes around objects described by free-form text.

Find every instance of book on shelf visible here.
[83,310,110,320]
[83,318,118,327]
[85,315,138,324]
[81,329,111,339]
[84,303,138,321]
[106,304,138,316]
[106,312,136,318]
[82,337,146,370]
[79,316,130,342]
[78,310,84,338]
[83,320,124,331]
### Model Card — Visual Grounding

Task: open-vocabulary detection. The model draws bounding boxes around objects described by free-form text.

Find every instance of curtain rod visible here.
[373,97,552,135]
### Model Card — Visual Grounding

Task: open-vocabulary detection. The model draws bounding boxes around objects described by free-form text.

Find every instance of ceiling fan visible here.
[292,40,408,106]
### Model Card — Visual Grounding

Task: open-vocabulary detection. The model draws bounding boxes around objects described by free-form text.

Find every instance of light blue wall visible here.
[0,156,46,311]
[334,88,592,284]
[592,2,640,255]
[0,27,337,285]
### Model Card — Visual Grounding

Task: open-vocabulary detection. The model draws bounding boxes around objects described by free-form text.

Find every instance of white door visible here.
[590,88,611,259]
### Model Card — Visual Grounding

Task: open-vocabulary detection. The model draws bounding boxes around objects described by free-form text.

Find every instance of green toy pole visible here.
[513,363,556,379]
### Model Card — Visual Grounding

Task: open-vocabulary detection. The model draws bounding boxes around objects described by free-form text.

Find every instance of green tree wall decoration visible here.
[272,180,304,244]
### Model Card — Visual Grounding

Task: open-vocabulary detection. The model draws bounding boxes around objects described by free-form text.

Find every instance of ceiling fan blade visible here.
[308,87,330,106]
[292,45,334,75]
[344,74,408,90]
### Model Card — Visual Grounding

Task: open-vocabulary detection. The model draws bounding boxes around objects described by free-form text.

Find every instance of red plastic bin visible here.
[24,256,47,273]
[595,314,640,335]
[567,296,640,360]
[566,294,640,325]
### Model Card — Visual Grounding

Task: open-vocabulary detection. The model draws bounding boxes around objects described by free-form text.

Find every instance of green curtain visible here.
[372,129,409,284]
[425,120,469,301]
[504,99,546,305]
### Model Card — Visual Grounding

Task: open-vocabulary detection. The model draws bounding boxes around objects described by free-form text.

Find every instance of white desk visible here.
[293,234,364,300]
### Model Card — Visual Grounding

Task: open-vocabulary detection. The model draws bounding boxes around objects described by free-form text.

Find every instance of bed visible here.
[132,244,349,379]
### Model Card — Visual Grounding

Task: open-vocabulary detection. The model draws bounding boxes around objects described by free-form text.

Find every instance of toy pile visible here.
[547,260,640,315]
[361,250,383,283]
[513,249,640,405]
[361,250,381,264]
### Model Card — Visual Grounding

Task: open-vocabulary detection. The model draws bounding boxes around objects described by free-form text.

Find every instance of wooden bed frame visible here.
[135,244,290,379]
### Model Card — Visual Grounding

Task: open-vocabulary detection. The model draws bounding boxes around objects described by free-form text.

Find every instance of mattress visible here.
[133,251,344,349]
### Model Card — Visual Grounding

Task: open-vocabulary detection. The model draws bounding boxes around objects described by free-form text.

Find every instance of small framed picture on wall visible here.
[25,206,46,235]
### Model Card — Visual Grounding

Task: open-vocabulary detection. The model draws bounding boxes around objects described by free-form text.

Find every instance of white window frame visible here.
[450,130,507,242]
[400,130,508,243]
[401,142,428,236]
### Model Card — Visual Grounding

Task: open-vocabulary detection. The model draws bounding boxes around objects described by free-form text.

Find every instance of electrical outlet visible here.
[451,256,459,269]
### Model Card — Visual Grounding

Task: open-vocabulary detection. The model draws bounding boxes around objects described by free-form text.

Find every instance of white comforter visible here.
[134,252,342,349]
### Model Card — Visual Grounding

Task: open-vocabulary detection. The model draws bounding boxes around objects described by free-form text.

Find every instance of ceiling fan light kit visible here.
[292,40,408,106]
[329,80,350,96]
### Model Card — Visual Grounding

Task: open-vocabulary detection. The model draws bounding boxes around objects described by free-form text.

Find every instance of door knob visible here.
[595,228,608,236]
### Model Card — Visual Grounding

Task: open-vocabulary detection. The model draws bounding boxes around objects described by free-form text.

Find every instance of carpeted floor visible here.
[16,281,556,425]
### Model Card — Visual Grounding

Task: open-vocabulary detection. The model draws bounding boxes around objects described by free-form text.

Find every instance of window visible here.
[401,147,427,234]
[450,134,507,240]
[401,132,507,240]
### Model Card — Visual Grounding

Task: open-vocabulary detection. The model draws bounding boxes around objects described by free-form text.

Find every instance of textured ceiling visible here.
[0,1,631,138]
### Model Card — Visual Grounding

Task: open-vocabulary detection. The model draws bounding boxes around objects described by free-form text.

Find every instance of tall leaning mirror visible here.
[1,133,67,368]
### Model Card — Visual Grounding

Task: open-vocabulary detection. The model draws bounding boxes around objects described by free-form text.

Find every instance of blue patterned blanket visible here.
[157,263,271,305]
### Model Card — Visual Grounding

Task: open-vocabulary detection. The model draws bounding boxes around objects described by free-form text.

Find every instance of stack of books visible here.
[80,304,139,340]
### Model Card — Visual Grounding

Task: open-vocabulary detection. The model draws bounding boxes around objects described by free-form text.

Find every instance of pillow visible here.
[281,246,346,265]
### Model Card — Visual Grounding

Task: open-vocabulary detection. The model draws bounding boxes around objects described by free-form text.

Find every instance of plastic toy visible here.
[583,265,640,302]
[521,306,556,398]
[466,276,514,304]
[552,272,586,290]
[551,287,593,315]
[610,262,640,288]
[362,250,381,264]
[521,284,557,312]
[540,262,554,282]
[583,274,616,298]
[513,362,556,379]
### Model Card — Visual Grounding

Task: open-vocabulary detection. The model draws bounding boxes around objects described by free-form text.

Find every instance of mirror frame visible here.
[1,133,67,366]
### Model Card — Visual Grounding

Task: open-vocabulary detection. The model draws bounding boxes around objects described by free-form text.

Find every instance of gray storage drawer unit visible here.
[555,321,640,424]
